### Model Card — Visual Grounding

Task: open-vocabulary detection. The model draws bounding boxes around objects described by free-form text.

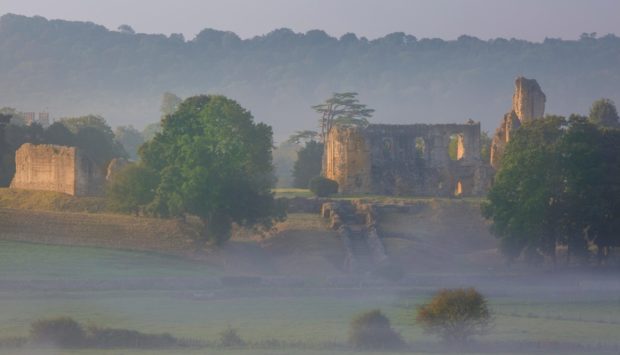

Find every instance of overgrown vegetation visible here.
[29,317,178,349]
[309,176,338,197]
[483,114,620,264]
[416,288,492,344]
[348,309,404,350]
[108,95,286,244]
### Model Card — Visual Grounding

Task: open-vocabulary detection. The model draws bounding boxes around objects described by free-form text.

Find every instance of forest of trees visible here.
[1,14,619,142]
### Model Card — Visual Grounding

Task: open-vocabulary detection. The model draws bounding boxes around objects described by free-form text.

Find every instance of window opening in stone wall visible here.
[448,133,464,161]
[455,180,463,196]
[415,137,426,160]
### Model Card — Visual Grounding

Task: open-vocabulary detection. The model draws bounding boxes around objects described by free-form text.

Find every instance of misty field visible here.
[1,241,619,354]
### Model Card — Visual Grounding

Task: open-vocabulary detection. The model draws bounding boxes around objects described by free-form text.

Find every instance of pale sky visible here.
[2,0,619,41]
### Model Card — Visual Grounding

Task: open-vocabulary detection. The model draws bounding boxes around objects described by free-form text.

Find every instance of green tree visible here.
[106,164,158,215]
[140,95,285,244]
[480,131,492,163]
[160,92,182,116]
[43,122,75,146]
[142,122,162,141]
[483,115,620,264]
[60,115,127,166]
[312,92,374,142]
[482,116,566,262]
[416,288,492,344]
[292,140,324,188]
[589,98,619,128]
[349,310,403,350]
[114,125,144,160]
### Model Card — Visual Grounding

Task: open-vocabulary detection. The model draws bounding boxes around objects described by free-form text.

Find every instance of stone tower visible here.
[490,77,546,169]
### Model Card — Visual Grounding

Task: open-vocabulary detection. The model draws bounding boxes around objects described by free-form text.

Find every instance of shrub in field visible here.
[309,176,338,197]
[87,326,177,348]
[218,327,245,347]
[348,309,404,350]
[30,317,86,348]
[416,288,491,344]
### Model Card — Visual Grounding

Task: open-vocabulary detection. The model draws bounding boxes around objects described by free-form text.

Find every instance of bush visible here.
[309,176,338,197]
[218,327,245,347]
[87,326,177,348]
[416,288,491,344]
[30,317,86,348]
[348,309,404,350]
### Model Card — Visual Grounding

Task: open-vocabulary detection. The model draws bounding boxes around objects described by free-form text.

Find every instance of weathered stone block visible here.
[10,143,104,196]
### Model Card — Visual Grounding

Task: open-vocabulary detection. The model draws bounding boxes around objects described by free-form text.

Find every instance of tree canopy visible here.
[589,98,619,128]
[482,115,620,264]
[137,95,285,244]
[2,14,620,139]
[313,92,374,142]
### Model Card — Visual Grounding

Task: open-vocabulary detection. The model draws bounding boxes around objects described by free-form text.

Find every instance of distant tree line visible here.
[1,14,619,139]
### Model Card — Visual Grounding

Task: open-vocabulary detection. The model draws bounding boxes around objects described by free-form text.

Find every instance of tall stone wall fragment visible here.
[490,77,546,169]
[10,143,104,196]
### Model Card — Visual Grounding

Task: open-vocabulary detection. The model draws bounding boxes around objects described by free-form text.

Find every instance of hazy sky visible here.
[2,0,619,41]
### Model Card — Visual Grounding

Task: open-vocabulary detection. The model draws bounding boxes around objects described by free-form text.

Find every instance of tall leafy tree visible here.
[482,116,566,262]
[160,92,182,117]
[114,125,144,160]
[589,98,619,128]
[312,92,374,142]
[292,140,324,188]
[140,95,285,244]
[483,115,620,264]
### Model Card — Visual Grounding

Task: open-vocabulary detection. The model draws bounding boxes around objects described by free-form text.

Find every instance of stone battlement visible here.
[10,143,104,196]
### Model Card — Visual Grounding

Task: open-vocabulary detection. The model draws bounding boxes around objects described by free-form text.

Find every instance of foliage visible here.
[272,141,299,188]
[139,95,285,244]
[286,130,319,144]
[86,326,177,348]
[348,309,404,350]
[142,122,162,141]
[2,14,620,138]
[114,125,144,160]
[30,317,86,348]
[292,140,324,188]
[482,115,620,263]
[106,164,158,214]
[160,92,182,116]
[416,288,492,344]
[60,115,128,166]
[589,98,619,128]
[480,131,492,163]
[313,92,374,141]
[218,327,245,347]
[309,176,338,197]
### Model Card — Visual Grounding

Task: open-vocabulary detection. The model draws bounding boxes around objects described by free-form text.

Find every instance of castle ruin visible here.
[324,121,492,197]
[10,143,105,196]
[490,77,546,169]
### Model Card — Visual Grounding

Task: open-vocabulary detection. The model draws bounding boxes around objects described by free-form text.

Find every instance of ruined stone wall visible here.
[512,77,546,122]
[490,77,546,169]
[10,143,104,196]
[324,126,372,194]
[324,121,491,197]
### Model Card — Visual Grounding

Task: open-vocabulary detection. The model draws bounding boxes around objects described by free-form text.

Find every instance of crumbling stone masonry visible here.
[10,143,104,196]
[490,77,546,169]
[324,121,492,196]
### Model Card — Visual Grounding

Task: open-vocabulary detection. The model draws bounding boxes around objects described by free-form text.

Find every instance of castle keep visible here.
[324,121,491,196]
[10,143,104,196]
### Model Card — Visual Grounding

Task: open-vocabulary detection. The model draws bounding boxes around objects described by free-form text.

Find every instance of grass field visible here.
[1,241,619,354]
